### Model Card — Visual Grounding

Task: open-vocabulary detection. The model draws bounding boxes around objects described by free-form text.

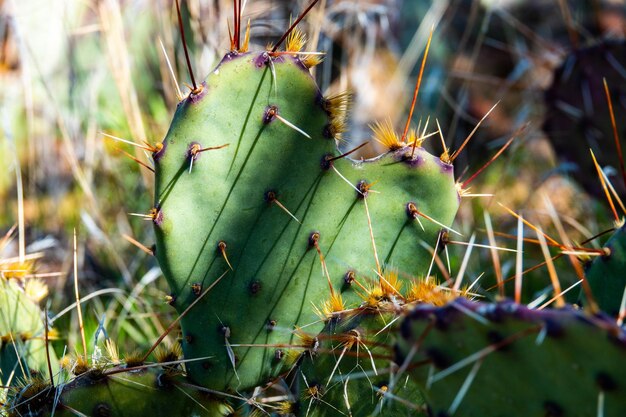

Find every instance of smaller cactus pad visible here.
[1,279,56,384]
[6,366,233,417]
[397,299,626,417]
[583,223,626,316]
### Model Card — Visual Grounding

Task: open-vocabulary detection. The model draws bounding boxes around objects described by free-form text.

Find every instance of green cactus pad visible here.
[6,366,232,417]
[397,299,626,417]
[153,50,459,391]
[584,223,626,316]
[0,279,56,384]
[296,308,426,417]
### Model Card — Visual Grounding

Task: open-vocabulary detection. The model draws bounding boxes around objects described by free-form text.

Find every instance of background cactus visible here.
[583,223,626,316]
[0,276,56,387]
[397,299,626,417]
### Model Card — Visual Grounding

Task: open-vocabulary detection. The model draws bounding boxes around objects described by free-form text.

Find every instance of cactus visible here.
[6,365,232,417]
[14,3,626,417]
[268,271,465,416]
[3,2,462,414]
[396,298,626,417]
[152,40,459,391]
[295,307,426,417]
[583,223,626,316]
[0,277,56,386]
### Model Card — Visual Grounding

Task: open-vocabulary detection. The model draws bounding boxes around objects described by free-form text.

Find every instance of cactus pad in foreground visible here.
[397,298,626,417]
[296,307,427,417]
[6,366,232,417]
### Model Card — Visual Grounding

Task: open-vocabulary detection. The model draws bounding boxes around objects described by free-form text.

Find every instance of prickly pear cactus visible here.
[0,278,56,385]
[583,223,626,316]
[3,4,469,416]
[7,366,232,417]
[296,308,426,417]
[152,48,459,391]
[397,299,626,417]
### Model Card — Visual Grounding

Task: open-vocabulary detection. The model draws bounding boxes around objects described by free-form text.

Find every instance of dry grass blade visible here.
[515,215,524,304]
[544,195,600,314]
[73,229,88,360]
[484,212,503,298]
[535,229,565,308]
[98,0,151,188]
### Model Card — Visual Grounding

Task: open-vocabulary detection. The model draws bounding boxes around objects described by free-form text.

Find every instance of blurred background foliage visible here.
[0,0,625,356]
